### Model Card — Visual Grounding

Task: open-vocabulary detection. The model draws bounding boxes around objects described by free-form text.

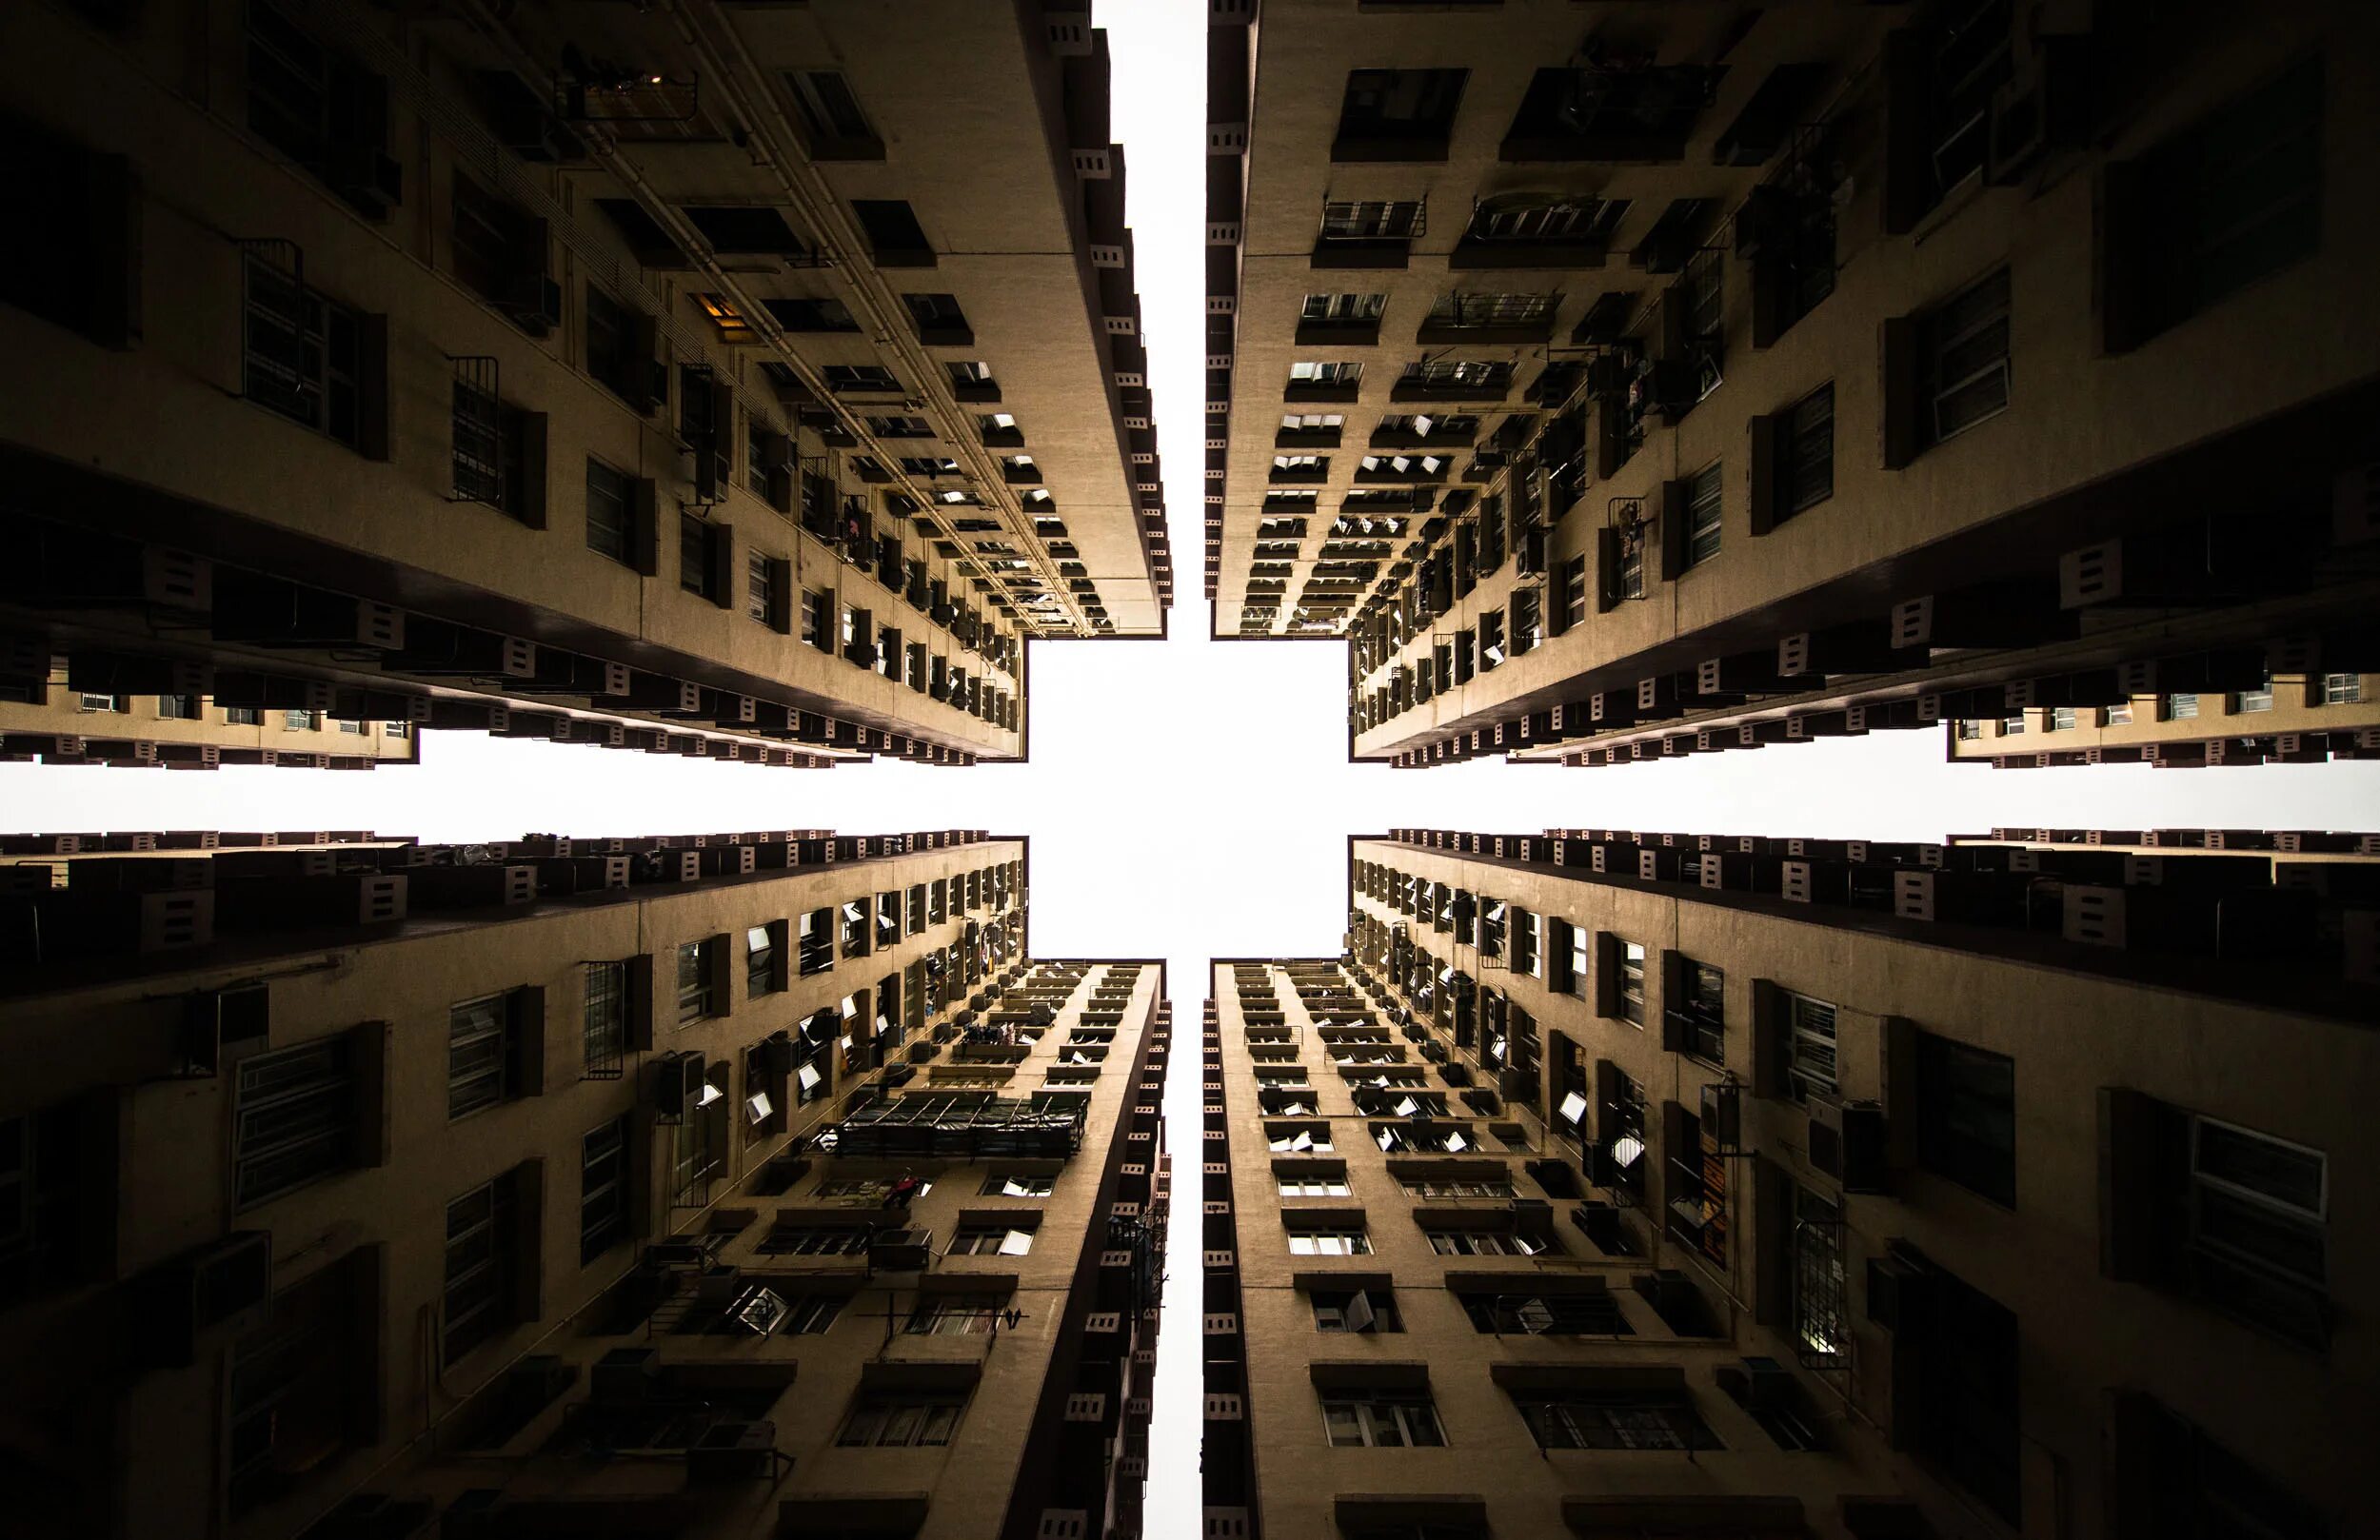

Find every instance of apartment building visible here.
[0,827,1168,1540]
[1946,671,2380,771]
[0,658,422,771]
[1200,832,2374,1538]
[1,0,1171,774]
[1203,0,2380,771]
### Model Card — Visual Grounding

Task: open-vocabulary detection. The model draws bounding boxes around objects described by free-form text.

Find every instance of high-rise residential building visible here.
[1945,672,2380,772]
[0,656,422,772]
[0,827,1166,1540]
[1,0,1170,774]
[1203,0,2380,771]
[1200,829,2375,1538]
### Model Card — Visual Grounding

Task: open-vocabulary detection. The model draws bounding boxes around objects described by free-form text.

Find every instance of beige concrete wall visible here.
[1335,838,2376,1536]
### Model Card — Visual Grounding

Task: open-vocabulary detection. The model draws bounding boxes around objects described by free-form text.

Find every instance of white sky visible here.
[4,4,2377,1531]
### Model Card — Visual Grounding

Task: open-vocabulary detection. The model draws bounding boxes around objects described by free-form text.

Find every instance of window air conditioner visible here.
[653,1051,707,1117]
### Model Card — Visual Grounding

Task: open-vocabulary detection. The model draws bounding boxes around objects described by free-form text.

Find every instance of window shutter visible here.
[707,933,734,1017]
[1751,1155,1792,1325]
[1877,30,1930,236]
[2099,160,2153,354]
[1750,259,1783,349]
[624,954,655,1052]
[1659,1099,1691,1217]
[1595,526,1621,613]
[1749,979,1785,1096]
[508,986,546,1097]
[87,151,143,348]
[1592,1058,1619,1137]
[357,312,391,461]
[1656,479,1690,582]
[766,558,794,633]
[628,313,664,414]
[630,479,661,575]
[1593,932,1620,1017]
[517,412,549,528]
[707,521,736,609]
[347,1018,391,1168]
[1657,950,1690,1054]
[509,1157,545,1326]
[1879,315,1919,469]
[2097,1086,2187,1285]
[1746,415,1778,537]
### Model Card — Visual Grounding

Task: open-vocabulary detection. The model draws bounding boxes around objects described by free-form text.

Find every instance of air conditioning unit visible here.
[1738,1354,1795,1409]
[652,1051,707,1118]
[1516,527,1547,577]
[1807,1094,1889,1193]
[139,1231,273,1369]
[181,980,271,1075]
[868,1226,933,1272]
[326,140,403,216]
[1865,1252,1933,1331]
[760,1032,796,1076]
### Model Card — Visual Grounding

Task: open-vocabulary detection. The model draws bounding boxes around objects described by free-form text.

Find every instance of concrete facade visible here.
[1200,829,2373,1538]
[0,828,1166,1540]
[2,0,1173,772]
[1203,0,2380,773]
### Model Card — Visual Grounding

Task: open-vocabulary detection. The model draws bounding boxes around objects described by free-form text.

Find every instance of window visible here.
[585,284,647,406]
[157,694,203,721]
[1916,1032,2016,1207]
[827,364,902,393]
[1301,291,1387,325]
[1335,68,1467,154]
[2109,53,2321,349]
[1783,993,1838,1103]
[1511,907,1538,977]
[1398,359,1515,392]
[233,1038,358,1209]
[1425,1229,1544,1256]
[1557,554,1588,631]
[906,1293,1005,1335]
[746,922,783,997]
[579,1116,629,1264]
[1403,1175,1512,1199]
[1792,1186,1848,1366]
[1671,958,1724,1063]
[786,1293,846,1333]
[2165,692,2200,721]
[745,549,779,626]
[2191,1116,2326,1336]
[1463,1293,1629,1335]
[901,292,969,339]
[240,249,368,450]
[1550,919,1587,997]
[838,1392,965,1448]
[1515,1391,1718,1451]
[950,1223,1036,1256]
[1782,384,1834,516]
[679,513,723,601]
[442,1175,520,1361]
[1278,1172,1351,1197]
[2321,673,2363,705]
[1287,361,1362,387]
[2051,705,2079,730]
[585,458,635,564]
[226,706,262,726]
[1288,1223,1372,1255]
[784,69,878,156]
[849,199,933,264]
[1683,461,1722,567]
[1312,1289,1399,1333]
[1615,939,1646,1025]
[758,1221,870,1256]
[583,960,628,1077]
[1511,588,1541,656]
[1322,1393,1442,1448]
[226,1254,365,1515]
[678,938,719,1022]
[447,994,525,1119]
[1423,291,1557,329]
[1319,200,1424,242]
[1919,267,2011,446]
[282,707,316,731]
[980,1171,1054,1197]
